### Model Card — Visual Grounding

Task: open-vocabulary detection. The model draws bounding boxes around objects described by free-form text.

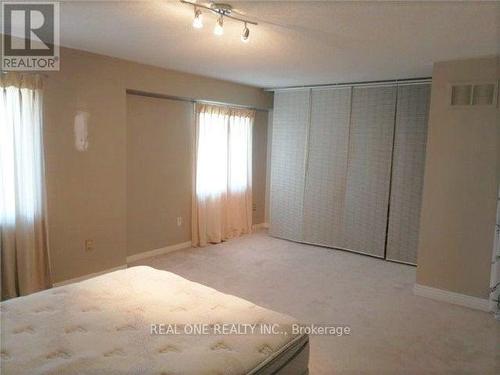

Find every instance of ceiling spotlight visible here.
[192,8,203,29]
[214,15,224,36]
[241,22,250,42]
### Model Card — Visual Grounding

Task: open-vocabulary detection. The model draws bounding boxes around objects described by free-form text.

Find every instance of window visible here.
[196,106,252,198]
[192,104,255,246]
[0,82,44,225]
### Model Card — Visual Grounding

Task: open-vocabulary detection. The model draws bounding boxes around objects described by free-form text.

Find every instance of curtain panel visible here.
[192,104,254,247]
[0,73,51,300]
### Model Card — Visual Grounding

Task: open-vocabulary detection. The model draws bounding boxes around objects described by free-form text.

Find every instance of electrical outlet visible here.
[176,216,183,226]
[252,203,257,212]
[85,239,94,252]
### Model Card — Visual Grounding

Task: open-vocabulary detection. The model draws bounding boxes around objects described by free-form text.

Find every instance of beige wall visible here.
[44,47,272,283]
[416,56,500,299]
[126,95,193,256]
[252,110,269,225]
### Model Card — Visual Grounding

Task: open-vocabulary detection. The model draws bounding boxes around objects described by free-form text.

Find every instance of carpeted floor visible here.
[131,231,500,374]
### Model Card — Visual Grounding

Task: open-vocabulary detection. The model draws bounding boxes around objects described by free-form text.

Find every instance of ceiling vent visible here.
[450,82,498,107]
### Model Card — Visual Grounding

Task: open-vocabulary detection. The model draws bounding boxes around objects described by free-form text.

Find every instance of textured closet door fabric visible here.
[269,90,310,241]
[386,85,431,264]
[303,88,351,247]
[344,86,397,257]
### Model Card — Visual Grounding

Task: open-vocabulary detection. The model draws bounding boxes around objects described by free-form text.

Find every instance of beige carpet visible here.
[131,231,500,374]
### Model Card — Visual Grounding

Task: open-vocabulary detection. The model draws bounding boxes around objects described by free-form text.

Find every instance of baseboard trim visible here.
[126,241,192,263]
[414,284,491,312]
[53,265,127,287]
[253,222,269,230]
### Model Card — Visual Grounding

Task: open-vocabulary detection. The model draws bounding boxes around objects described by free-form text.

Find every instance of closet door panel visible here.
[386,84,431,264]
[303,88,351,247]
[269,90,310,241]
[344,86,397,257]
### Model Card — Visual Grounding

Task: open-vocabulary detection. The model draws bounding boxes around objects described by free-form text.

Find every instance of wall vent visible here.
[449,81,498,107]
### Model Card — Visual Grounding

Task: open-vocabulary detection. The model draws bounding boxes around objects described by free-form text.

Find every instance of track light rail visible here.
[180,0,258,26]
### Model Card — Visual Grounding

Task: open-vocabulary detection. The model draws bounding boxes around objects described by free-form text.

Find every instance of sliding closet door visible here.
[269,90,310,241]
[343,86,397,257]
[303,88,351,247]
[386,84,431,264]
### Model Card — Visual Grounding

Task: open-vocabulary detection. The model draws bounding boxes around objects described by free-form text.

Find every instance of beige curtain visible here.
[0,73,51,300]
[192,104,254,247]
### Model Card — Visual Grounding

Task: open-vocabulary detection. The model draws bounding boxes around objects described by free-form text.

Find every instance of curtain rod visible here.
[265,77,432,92]
[126,89,269,112]
[1,71,49,78]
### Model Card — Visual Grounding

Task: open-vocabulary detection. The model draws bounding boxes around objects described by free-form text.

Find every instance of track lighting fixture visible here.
[214,15,224,36]
[192,8,203,29]
[181,1,257,42]
[241,22,249,42]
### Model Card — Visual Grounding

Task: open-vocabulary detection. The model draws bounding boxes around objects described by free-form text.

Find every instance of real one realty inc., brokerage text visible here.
[151,323,351,336]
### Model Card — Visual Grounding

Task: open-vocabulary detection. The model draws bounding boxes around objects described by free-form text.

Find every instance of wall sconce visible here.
[74,110,89,151]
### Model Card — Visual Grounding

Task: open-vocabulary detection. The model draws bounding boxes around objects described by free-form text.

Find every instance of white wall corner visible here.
[126,241,192,263]
[414,284,491,312]
[53,265,127,287]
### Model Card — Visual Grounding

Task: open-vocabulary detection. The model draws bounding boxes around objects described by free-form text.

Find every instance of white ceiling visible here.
[57,0,499,88]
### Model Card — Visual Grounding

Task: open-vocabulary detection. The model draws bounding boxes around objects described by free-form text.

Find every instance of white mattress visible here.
[0,266,306,374]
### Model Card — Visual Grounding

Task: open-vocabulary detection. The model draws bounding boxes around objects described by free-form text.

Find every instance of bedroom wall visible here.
[126,95,193,257]
[416,56,499,299]
[43,47,272,283]
[253,110,269,226]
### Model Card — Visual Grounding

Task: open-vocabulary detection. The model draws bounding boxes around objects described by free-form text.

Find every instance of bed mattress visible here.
[0,266,308,374]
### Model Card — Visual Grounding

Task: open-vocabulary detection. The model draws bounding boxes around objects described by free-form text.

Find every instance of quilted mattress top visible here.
[0,266,300,374]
